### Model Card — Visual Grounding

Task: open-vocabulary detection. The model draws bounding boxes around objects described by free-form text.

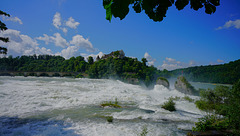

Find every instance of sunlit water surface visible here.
[0,77,206,136]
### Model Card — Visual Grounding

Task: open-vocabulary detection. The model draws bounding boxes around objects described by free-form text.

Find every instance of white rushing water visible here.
[0,76,205,136]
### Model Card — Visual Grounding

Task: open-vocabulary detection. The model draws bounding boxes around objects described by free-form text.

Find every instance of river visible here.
[0,76,205,136]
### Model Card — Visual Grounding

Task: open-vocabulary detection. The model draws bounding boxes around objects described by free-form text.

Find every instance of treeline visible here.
[0,54,87,72]
[0,54,161,86]
[1,53,239,85]
[167,59,240,84]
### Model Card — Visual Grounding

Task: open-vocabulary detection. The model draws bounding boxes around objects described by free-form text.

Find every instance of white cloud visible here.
[53,12,62,29]
[36,34,51,44]
[216,19,240,30]
[159,57,197,71]
[52,12,80,33]
[0,29,52,57]
[66,17,80,29]
[52,34,97,59]
[1,16,23,24]
[37,33,69,48]
[51,33,69,48]
[81,52,104,61]
[70,35,96,52]
[58,45,79,59]
[144,52,156,66]
[37,33,97,58]
[61,27,68,34]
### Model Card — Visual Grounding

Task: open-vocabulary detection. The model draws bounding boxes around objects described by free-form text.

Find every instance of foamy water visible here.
[0,77,205,136]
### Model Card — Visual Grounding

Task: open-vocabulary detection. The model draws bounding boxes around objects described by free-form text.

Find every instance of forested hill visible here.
[0,51,161,86]
[167,59,240,84]
[0,52,239,85]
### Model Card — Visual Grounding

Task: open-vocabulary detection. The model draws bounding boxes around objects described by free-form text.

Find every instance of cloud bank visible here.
[0,29,52,56]
[66,17,80,29]
[159,57,197,71]
[1,16,23,24]
[216,19,240,30]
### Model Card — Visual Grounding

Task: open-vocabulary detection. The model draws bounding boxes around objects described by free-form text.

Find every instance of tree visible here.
[103,0,220,22]
[88,56,94,65]
[142,58,147,66]
[0,10,10,54]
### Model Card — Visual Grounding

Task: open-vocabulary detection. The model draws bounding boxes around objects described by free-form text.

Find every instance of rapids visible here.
[0,76,205,136]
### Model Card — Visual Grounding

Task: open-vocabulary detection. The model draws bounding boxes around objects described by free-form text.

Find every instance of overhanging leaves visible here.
[103,0,220,22]
[175,0,189,10]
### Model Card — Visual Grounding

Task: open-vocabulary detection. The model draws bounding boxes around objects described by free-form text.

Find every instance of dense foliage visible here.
[194,79,240,133]
[103,0,220,22]
[161,99,176,111]
[0,54,161,86]
[167,59,240,84]
[87,56,160,86]
[0,10,10,54]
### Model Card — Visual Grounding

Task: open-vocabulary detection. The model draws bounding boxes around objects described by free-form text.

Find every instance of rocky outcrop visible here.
[174,76,196,95]
[156,77,169,88]
[101,50,125,59]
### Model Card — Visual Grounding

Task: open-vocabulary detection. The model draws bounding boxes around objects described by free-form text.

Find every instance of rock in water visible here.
[174,76,196,95]
[156,77,169,88]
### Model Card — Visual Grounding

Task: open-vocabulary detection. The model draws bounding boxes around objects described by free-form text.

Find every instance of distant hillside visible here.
[168,59,240,84]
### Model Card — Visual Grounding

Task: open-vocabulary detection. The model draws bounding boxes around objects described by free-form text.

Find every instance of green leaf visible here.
[205,3,216,14]
[175,0,189,10]
[105,6,112,21]
[111,0,131,20]
[133,0,142,13]
[209,0,220,6]
[103,0,113,21]
[0,10,10,17]
[190,0,203,11]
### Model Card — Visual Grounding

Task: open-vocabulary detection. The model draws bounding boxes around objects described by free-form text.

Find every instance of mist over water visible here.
[0,77,205,136]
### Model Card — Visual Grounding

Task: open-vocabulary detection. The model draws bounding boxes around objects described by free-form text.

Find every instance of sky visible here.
[0,0,240,70]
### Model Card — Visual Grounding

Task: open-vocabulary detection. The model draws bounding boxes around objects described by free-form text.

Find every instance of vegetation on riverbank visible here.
[192,79,240,135]
[0,52,239,85]
[0,51,161,86]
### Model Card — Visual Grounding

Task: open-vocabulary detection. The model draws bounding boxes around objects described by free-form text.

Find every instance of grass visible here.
[139,125,148,136]
[168,96,181,101]
[183,95,194,102]
[161,99,176,111]
[168,96,195,103]
[100,98,122,108]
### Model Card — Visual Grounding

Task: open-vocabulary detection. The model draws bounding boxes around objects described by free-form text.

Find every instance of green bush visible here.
[193,115,229,131]
[100,98,122,108]
[161,99,176,111]
[106,116,113,123]
[193,79,240,133]
[195,86,230,115]
[168,96,181,101]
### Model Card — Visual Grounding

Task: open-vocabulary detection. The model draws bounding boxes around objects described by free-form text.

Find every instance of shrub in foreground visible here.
[161,99,176,111]
[193,115,229,132]
[106,116,113,123]
[100,98,122,108]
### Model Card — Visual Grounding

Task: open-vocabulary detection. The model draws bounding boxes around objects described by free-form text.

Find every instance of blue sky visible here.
[1,0,240,70]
